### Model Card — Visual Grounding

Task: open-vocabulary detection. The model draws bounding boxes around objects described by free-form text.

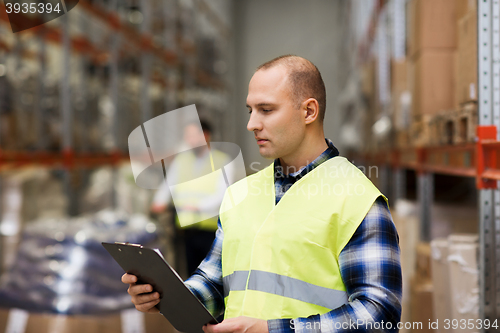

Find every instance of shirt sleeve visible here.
[268,197,402,333]
[184,218,225,318]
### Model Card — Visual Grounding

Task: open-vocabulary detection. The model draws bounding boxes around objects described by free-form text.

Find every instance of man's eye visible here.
[262,109,271,112]
[248,109,252,114]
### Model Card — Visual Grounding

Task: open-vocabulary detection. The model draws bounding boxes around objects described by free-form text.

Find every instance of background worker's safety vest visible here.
[174,149,229,231]
[220,156,386,320]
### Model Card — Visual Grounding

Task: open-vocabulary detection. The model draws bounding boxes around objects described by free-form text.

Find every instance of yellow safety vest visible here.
[220,156,386,320]
[174,149,229,231]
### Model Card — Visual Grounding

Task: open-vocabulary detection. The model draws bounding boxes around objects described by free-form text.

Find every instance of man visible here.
[151,120,231,275]
[123,55,402,333]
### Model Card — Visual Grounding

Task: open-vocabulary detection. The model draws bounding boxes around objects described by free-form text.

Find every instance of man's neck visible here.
[278,136,328,175]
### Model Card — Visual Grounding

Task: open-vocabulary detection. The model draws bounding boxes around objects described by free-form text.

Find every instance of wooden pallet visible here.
[395,129,410,149]
[410,114,433,147]
[436,112,455,146]
[428,114,451,146]
[435,103,478,145]
[452,102,477,145]
[410,103,478,147]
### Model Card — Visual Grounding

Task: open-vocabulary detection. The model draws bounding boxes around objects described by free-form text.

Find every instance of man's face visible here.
[246,66,305,160]
[184,124,207,148]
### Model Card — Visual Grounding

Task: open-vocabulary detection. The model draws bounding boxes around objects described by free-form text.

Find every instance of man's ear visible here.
[303,98,320,124]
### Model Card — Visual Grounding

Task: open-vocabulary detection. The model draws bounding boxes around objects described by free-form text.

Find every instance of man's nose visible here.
[247,111,262,132]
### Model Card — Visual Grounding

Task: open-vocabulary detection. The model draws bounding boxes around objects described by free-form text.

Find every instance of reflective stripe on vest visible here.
[220,156,386,320]
[223,270,348,310]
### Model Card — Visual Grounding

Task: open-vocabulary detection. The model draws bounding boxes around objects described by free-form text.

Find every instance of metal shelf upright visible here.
[477,0,500,326]
[355,0,500,328]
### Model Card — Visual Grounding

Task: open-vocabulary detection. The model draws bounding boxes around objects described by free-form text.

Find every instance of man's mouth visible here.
[256,137,268,145]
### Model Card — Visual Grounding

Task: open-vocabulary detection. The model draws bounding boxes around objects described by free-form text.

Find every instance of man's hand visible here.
[203,316,268,333]
[121,273,160,313]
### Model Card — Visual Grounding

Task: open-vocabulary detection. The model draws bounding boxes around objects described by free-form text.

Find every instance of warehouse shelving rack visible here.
[358,0,500,328]
[475,0,498,325]
[0,0,230,164]
[0,0,228,156]
[0,0,232,286]
[0,0,232,223]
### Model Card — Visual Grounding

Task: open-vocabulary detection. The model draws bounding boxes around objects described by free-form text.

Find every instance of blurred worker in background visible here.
[151,120,231,275]
[125,55,402,333]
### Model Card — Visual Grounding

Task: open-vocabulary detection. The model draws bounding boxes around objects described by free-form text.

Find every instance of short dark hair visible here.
[199,119,212,134]
[256,55,326,122]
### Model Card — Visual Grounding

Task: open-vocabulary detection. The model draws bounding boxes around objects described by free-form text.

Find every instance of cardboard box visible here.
[448,234,479,332]
[391,60,411,130]
[392,60,409,93]
[391,202,420,333]
[430,238,451,333]
[456,11,478,105]
[0,308,172,333]
[410,51,456,116]
[361,60,376,97]
[408,0,458,58]
[360,61,377,145]
[410,278,435,332]
[0,113,18,151]
[416,242,432,283]
[394,129,410,148]
[456,0,477,22]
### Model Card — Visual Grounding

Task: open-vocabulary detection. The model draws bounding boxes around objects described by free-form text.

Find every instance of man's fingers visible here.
[133,292,160,304]
[130,292,160,313]
[121,273,137,284]
[121,273,160,314]
[203,321,235,333]
[203,324,215,333]
[127,283,153,296]
[203,316,267,333]
[135,298,161,313]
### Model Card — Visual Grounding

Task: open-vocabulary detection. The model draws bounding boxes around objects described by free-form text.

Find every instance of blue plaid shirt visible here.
[185,139,402,333]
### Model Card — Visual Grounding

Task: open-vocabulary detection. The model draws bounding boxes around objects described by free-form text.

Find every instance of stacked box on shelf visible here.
[391,201,420,332]
[430,238,451,333]
[410,280,435,332]
[454,4,478,146]
[360,60,377,146]
[410,242,435,332]
[0,75,16,150]
[456,7,477,106]
[412,102,477,147]
[429,234,479,332]
[409,52,456,118]
[448,234,479,331]
[415,242,432,283]
[456,0,477,27]
[450,103,477,145]
[408,0,457,56]
[407,0,458,147]
[391,60,411,149]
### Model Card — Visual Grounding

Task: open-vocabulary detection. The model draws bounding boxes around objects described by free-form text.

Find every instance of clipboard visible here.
[102,242,218,333]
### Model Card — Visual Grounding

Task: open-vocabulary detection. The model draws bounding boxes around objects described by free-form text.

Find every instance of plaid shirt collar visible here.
[274,138,339,204]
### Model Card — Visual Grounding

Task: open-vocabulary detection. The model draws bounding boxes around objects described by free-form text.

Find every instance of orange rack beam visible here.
[360,126,500,190]
[0,149,127,170]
